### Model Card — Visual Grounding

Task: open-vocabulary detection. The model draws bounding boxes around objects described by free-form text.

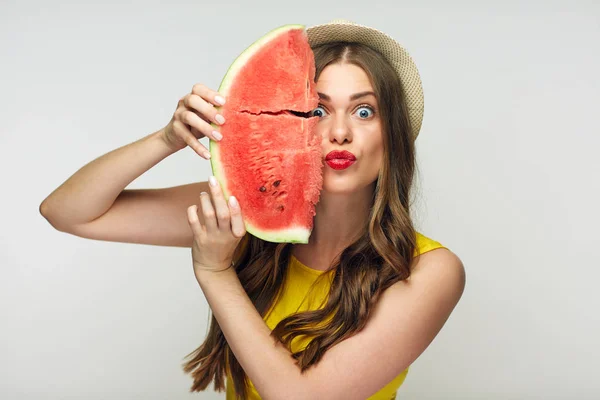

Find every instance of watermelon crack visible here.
[240,110,313,118]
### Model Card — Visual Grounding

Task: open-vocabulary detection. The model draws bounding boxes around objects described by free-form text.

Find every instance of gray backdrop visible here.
[2,0,599,399]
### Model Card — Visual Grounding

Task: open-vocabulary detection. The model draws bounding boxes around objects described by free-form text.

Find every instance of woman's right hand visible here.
[162,83,227,159]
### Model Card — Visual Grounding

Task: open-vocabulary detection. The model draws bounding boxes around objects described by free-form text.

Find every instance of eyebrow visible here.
[317,91,376,101]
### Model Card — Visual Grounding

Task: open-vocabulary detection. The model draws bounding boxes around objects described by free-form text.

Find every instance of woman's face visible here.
[313,63,384,195]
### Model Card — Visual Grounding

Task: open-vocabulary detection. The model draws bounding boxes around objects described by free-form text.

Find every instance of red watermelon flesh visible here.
[209,25,323,244]
[221,27,318,114]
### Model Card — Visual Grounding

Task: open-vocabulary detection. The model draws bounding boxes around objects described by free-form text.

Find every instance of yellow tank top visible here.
[225,232,447,399]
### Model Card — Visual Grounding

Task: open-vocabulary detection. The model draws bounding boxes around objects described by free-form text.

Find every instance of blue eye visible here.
[356,105,374,119]
[311,106,327,118]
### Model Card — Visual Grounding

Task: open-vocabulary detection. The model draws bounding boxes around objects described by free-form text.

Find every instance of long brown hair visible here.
[182,41,419,399]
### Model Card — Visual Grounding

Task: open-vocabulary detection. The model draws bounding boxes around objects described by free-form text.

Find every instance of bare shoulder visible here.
[371,247,466,355]
[304,247,466,398]
[394,247,466,305]
[412,247,465,278]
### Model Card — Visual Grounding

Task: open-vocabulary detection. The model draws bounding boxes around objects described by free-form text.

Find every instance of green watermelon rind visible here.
[209,24,312,244]
[217,24,305,98]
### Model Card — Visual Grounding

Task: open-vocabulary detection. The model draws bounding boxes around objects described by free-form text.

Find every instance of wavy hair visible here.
[182,41,420,399]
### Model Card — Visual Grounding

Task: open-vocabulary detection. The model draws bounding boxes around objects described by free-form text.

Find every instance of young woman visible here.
[40,20,466,400]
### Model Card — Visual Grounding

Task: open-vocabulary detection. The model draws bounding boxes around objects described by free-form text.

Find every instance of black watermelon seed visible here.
[259,186,266,192]
[273,180,281,187]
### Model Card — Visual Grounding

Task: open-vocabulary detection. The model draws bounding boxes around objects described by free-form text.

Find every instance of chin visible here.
[321,173,378,195]
[321,186,356,195]
[321,180,365,195]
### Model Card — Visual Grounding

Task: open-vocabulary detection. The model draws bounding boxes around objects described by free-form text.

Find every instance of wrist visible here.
[195,263,238,286]
[194,260,234,272]
[194,259,236,276]
[151,128,179,156]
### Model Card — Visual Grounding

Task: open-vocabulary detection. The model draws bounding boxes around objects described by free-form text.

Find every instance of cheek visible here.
[369,147,384,171]
[368,132,385,170]
[366,127,384,156]
[315,123,328,140]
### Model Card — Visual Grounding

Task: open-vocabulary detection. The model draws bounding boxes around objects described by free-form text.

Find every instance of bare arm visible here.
[65,181,210,248]
[40,129,174,229]
[40,84,226,248]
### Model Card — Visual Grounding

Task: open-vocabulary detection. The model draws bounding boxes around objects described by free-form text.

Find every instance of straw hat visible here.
[306,19,425,140]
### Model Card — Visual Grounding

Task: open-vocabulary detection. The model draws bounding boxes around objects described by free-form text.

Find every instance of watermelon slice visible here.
[209,25,323,244]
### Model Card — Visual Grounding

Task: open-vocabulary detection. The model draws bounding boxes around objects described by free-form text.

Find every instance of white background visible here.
[2,0,599,399]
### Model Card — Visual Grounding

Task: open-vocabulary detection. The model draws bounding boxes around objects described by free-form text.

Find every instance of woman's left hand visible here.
[186,175,246,277]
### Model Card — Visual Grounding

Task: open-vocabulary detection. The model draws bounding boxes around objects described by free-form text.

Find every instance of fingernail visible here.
[209,176,217,187]
[229,196,238,207]
[215,95,226,105]
[215,114,225,125]
[204,151,211,159]
[213,130,223,141]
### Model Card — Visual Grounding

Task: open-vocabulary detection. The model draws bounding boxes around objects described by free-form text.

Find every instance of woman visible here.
[40,20,465,399]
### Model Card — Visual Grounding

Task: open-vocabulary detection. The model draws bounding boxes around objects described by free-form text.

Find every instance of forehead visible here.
[316,63,374,94]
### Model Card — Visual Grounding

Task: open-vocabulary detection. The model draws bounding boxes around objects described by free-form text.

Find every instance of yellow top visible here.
[226,232,448,399]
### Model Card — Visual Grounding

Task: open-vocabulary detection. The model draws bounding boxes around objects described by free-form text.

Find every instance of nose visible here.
[327,113,352,144]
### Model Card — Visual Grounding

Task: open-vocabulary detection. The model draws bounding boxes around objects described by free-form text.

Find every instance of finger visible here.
[180,109,223,142]
[191,83,227,107]
[186,205,205,238]
[173,120,211,159]
[183,94,225,127]
[199,191,218,232]
[228,196,246,238]
[207,176,231,231]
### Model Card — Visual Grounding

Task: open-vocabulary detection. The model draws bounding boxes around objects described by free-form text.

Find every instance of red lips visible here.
[325,150,356,161]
